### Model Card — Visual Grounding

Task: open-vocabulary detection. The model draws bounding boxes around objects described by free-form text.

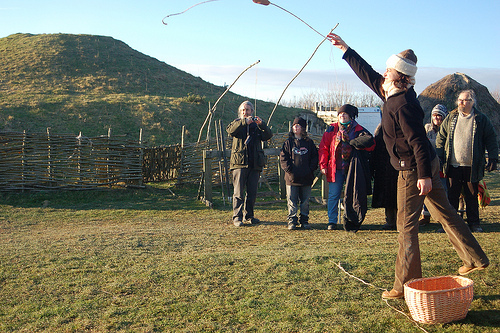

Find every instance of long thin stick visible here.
[270,3,325,39]
[254,1,325,39]
[267,25,338,126]
[197,60,260,143]
[162,0,220,25]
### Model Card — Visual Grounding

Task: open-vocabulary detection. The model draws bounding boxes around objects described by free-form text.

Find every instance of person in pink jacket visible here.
[319,104,375,230]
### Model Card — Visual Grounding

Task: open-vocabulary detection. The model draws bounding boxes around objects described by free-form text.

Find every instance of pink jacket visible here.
[319,121,375,182]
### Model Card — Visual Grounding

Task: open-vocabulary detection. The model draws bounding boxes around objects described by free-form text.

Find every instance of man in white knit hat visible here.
[327,33,489,300]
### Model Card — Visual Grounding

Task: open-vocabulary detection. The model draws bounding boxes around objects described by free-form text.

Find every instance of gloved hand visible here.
[486,158,497,172]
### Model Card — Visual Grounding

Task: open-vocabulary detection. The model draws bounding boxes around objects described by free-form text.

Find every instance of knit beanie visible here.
[431,104,448,118]
[386,49,418,76]
[293,117,307,129]
[337,104,358,119]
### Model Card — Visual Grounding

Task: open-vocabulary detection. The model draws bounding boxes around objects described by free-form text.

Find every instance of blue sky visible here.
[1,0,500,102]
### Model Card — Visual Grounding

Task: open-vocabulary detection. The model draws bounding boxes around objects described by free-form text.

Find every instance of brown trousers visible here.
[393,157,489,292]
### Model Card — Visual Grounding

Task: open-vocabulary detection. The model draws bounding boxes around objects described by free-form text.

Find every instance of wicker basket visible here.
[404,275,474,324]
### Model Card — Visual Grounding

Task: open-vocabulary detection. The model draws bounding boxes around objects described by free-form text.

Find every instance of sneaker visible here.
[288,223,297,230]
[301,222,312,230]
[327,224,337,230]
[382,289,404,299]
[469,225,484,233]
[458,263,489,275]
[233,220,243,227]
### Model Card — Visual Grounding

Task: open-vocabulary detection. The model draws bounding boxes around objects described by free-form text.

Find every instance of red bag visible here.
[478,180,491,208]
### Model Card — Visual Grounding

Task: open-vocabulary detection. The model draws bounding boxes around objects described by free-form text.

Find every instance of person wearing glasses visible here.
[227,101,273,227]
[435,90,498,233]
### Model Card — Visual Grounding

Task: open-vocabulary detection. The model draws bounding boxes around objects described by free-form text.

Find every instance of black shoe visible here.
[301,222,312,230]
[288,223,297,230]
[327,224,337,230]
[381,223,397,231]
[470,225,484,233]
[245,217,260,225]
[419,215,431,226]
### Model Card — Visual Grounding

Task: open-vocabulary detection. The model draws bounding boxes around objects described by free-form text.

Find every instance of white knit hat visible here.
[386,49,418,76]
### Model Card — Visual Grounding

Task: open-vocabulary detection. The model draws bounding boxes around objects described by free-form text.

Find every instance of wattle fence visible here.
[0,130,323,191]
[0,131,143,190]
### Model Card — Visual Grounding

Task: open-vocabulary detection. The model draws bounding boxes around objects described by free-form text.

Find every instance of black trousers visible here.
[232,168,260,222]
[447,166,480,225]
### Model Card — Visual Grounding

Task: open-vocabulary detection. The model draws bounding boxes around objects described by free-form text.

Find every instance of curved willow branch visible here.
[197,60,261,143]
[267,24,338,126]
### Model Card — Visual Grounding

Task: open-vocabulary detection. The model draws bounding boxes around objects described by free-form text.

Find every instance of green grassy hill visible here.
[0,33,308,146]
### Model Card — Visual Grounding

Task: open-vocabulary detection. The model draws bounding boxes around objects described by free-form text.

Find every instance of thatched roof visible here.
[418,73,500,144]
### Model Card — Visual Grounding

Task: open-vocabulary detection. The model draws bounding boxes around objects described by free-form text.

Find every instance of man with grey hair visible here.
[436,89,498,233]
[227,101,273,226]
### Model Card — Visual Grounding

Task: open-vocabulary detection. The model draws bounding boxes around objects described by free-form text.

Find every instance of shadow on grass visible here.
[0,184,210,211]
[464,309,500,327]
[0,182,293,213]
[417,222,500,233]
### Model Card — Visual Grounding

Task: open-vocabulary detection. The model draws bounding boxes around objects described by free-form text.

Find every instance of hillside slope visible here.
[0,33,308,145]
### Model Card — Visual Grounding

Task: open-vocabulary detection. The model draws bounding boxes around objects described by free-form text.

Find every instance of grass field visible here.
[0,172,499,332]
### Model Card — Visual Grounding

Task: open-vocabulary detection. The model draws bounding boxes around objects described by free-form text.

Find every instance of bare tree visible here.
[281,82,381,110]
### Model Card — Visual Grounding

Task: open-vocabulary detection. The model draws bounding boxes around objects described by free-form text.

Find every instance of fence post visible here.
[47,127,52,183]
[138,128,144,186]
[202,149,213,206]
[107,128,112,187]
[176,126,185,186]
[278,155,286,199]
[22,130,26,190]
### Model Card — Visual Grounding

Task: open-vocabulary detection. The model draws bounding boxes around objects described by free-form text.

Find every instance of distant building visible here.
[312,103,381,135]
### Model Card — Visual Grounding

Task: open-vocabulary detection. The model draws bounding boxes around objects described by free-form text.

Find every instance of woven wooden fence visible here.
[144,132,324,186]
[0,131,144,190]
[0,128,323,190]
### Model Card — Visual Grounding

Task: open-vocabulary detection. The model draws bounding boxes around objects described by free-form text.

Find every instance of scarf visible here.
[382,77,415,99]
[335,121,353,174]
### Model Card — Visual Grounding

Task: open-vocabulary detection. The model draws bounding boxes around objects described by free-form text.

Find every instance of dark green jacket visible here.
[435,107,498,183]
[227,118,273,171]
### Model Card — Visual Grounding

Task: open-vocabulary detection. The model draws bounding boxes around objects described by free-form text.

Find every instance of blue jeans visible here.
[286,185,312,224]
[327,171,345,225]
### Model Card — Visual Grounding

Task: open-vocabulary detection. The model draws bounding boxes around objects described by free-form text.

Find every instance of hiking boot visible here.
[458,263,489,275]
[382,289,404,299]
[419,215,431,226]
